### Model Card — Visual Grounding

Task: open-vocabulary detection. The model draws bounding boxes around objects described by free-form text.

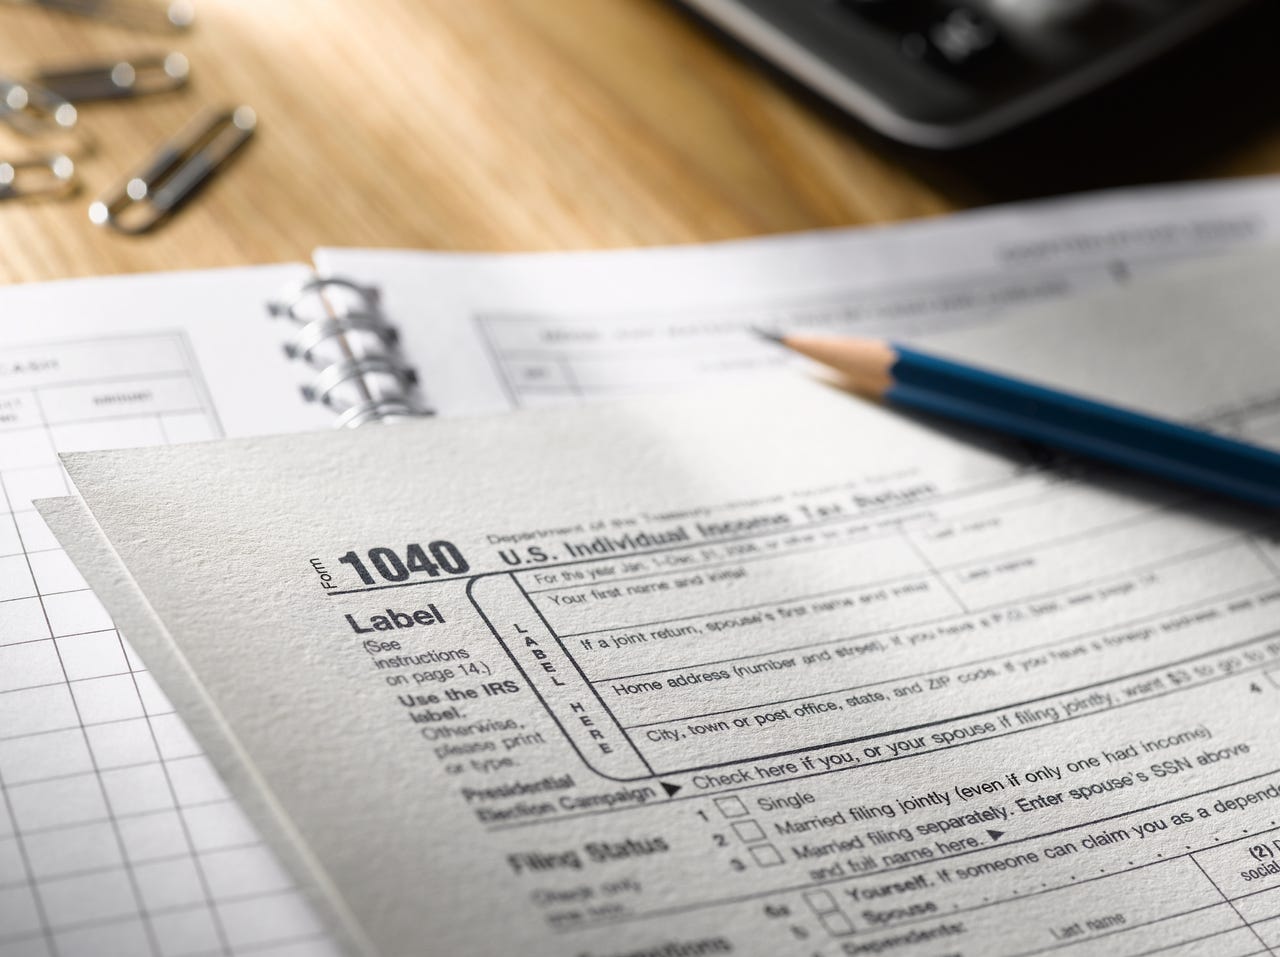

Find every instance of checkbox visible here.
[749,844,784,867]
[805,890,839,914]
[821,912,855,936]
[733,820,767,843]
[714,796,749,818]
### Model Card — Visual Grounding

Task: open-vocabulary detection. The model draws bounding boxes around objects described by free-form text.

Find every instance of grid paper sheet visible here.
[0,333,340,957]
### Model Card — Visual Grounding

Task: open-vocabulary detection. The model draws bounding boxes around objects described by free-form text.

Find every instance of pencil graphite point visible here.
[751,326,787,345]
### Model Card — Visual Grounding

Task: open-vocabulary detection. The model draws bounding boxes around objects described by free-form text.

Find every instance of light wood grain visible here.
[0,0,1276,285]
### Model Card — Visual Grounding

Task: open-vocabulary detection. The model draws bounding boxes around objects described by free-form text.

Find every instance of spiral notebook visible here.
[4,174,1280,957]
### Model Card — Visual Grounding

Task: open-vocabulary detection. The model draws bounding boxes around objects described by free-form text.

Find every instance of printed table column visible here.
[1191,828,1280,953]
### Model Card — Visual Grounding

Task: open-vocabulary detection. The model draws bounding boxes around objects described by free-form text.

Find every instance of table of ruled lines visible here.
[469,265,1081,408]
[0,334,340,957]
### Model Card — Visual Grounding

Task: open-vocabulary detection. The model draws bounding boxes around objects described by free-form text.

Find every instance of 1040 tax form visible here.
[42,373,1280,957]
[6,177,1280,957]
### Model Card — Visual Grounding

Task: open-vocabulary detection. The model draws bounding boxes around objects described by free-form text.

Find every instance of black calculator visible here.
[678,0,1259,148]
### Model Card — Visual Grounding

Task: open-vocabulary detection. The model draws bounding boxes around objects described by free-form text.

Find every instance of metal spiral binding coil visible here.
[269,276,433,428]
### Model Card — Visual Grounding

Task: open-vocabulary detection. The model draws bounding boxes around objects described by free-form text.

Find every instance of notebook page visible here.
[48,378,1280,957]
[316,175,1280,417]
[0,268,342,957]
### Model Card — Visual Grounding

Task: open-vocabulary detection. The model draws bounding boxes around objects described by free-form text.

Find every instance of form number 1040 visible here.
[336,543,471,585]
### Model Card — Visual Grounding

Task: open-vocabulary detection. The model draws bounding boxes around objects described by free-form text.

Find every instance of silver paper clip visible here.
[0,153,76,199]
[33,53,189,102]
[1,0,194,31]
[89,105,255,234]
[0,75,78,138]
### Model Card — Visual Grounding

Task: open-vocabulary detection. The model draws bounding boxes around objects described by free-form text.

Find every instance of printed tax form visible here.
[6,175,1280,957]
[43,282,1280,957]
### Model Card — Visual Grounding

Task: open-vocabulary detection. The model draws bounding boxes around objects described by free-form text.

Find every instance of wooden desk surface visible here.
[2,0,1279,285]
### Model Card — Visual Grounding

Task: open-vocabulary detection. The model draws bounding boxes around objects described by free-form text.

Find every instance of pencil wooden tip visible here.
[772,334,898,399]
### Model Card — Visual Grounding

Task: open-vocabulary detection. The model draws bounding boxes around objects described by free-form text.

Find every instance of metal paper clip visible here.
[89,105,255,234]
[0,153,76,200]
[1,0,194,31]
[0,75,77,138]
[33,53,189,102]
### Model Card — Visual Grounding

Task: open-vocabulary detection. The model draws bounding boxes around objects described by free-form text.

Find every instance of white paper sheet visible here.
[48,376,1280,956]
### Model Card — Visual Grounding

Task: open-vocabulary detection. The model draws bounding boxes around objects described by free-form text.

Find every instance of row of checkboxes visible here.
[805,890,855,936]
[714,793,854,935]
[713,795,783,867]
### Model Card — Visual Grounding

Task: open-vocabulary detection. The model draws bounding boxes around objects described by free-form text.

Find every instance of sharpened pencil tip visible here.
[751,326,788,345]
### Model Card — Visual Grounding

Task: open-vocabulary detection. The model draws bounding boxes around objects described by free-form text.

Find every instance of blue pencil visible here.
[759,331,1280,510]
